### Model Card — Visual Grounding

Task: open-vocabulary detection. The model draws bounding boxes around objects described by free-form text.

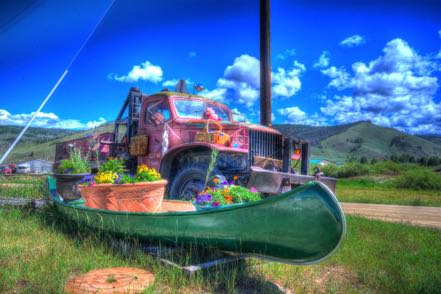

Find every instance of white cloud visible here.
[272,61,305,97]
[0,109,106,130]
[161,79,179,88]
[108,61,163,83]
[198,54,305,107]
[277,48,296,60]
[321,66,351,90]
[198,87,227,102]
[340,35,366,47]
[278,107,326,125]
[206,54,260,107]
[313,51,330,68]
[320,38,441,134]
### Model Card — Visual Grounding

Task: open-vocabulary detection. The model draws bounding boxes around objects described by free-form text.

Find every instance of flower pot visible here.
[53,173,90,200]
[79,184,116,210]
[111,180,167,212]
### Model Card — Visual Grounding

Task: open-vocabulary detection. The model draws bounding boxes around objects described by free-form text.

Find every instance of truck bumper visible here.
[247,166,337,194]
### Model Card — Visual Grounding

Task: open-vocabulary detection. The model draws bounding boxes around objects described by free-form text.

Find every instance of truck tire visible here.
[168,164,208,200]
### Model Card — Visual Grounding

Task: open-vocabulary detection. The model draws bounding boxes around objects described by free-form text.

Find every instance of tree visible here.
[360,156,368,164]
[427,156,440,166]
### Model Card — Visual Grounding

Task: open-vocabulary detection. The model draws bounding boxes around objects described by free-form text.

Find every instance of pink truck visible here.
[55,87,336,199]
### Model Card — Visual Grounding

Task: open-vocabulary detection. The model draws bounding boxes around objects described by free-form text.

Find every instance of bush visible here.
[392,169,441,190]
[370,161,403,175]
[57,149,90,174]
[321,162,370,178]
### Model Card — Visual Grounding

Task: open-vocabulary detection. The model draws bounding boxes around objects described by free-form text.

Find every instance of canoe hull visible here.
[49,178,345,265]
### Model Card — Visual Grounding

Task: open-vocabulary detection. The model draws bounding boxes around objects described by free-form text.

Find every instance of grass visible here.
[0,175,48,199]
[1,208,440,293]
[336,178,441,207]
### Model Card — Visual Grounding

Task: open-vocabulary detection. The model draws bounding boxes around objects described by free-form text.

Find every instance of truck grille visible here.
[248,129,283,161]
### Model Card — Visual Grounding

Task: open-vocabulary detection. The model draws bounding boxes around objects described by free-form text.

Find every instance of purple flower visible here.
[250,187,257,193]
[115,174,122,184]
[195,193,212,204]
[221,181,229,186]
[65,169,71,174]
[212,201,220,207]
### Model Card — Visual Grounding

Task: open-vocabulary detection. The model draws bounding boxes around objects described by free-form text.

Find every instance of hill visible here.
[275,121,441,161]
[418,135,441,146]
[2,121,440,164]
[273,122,359,146]
[1,124,113,164]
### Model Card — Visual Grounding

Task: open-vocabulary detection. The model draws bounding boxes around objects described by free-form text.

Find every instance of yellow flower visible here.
[95,171,118,184]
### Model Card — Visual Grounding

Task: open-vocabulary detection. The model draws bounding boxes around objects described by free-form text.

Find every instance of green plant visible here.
[135,164,162,182]
[204,149,219,189]
[195,180,261,207]
[392,169,441,190]
[99,158,125,174]
[56,149,90,174]
[321,162,370,178]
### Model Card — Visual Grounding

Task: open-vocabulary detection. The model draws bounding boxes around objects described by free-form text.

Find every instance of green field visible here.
[1,208,440,293]
[336,180,441,207]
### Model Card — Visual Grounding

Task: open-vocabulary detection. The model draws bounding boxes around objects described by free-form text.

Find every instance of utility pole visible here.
[260,0,271,126]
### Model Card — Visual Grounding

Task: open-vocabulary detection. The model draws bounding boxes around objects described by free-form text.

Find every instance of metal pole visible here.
[260,0,272,126]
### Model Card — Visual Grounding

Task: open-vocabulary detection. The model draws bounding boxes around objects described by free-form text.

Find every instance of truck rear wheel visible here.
[168,165,207,200]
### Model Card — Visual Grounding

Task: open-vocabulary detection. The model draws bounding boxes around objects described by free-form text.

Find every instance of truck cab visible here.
[110,87,336,199]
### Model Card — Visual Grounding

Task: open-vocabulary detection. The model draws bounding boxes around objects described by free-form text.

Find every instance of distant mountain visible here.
[1,124,113,164]
[417,134,441,146]
[273,122,359,146]
[1,121,440,164]
[275,121,441,161]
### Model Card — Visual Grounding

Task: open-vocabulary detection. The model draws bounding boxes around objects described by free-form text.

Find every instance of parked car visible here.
[0,166,13,174]
[8,164,17,173]
[16,164,31,174]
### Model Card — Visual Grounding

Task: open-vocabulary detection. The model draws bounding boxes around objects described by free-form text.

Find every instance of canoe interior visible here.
[48,177,346,265]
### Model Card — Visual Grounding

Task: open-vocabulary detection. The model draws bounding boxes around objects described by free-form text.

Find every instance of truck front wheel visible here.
[168,165,207,200]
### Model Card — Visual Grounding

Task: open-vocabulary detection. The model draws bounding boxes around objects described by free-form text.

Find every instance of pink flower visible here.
[90,181,95,187]
[250,187,257,193]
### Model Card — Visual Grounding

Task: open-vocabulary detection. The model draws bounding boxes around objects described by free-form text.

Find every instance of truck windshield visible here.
[173,99,230,121]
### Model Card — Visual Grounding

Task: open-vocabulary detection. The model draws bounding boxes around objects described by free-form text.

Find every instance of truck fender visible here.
[159,143,221,180]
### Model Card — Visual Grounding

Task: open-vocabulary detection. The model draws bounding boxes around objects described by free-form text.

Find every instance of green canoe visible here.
[48,177,346,265]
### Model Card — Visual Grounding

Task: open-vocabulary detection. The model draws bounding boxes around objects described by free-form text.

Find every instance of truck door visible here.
[139,98,171,170]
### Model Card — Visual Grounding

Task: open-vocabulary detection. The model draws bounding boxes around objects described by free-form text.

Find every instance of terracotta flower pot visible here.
[79,184,115,210]
[111,180,167,212]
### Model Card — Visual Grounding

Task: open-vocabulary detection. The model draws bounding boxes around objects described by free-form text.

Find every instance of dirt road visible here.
[341,203,441,229]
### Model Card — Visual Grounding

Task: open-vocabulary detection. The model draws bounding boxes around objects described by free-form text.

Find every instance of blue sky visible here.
[1,0,441,134]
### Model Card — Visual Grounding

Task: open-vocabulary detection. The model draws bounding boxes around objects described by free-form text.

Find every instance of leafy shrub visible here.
[369,161,403,175]
[57,149,90,174]
[99,158,125,173]
[392,169,441,190]
[321,162,370,178]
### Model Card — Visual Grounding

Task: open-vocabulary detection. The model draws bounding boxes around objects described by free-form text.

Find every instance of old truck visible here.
[55,85,336,199]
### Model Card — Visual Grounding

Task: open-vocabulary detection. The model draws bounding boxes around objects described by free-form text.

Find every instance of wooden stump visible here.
[65,267,155,293]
